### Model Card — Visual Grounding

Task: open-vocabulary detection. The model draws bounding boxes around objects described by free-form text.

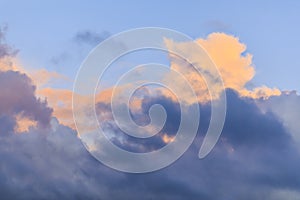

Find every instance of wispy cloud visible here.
[73,30,110,46]
[0,25,18,59]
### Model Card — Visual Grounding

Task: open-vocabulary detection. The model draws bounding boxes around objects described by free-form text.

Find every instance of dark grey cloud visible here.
[90,89,300,199]
[0,121,104,200]
[257,91,300,146]
[1,65,300,199]
[0,114,16,135]
[95,94,182,153]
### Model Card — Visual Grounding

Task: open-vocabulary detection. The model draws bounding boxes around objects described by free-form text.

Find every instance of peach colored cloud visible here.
[162,134,175,143]
[197,33,255,91]
[0,56,67,89]
[0,57,23,71]
[164,32,281,103]
[15,114,37,133]
[37,86,132,129]
[240,86,281,99]
[37,88,74,128]
[30,69,68,88]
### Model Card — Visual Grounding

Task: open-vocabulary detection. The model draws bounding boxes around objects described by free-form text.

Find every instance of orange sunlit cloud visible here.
[164,32,281,103]
[37,88,74,128]
[15,113,37,133]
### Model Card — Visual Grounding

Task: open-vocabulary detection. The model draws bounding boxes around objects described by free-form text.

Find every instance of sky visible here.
[1,0,300,199]
[1,0,300,91]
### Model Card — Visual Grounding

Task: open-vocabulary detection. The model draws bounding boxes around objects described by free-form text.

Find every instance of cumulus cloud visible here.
[0,26,70,129]
[164,32,281,103]
[0,70,53,130]
[197,33,255,90]
[0,66,67,130]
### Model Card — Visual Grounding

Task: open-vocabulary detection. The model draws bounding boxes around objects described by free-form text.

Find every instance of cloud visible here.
[0,70,53,130]
[1,29,299,199]
[128,90,300,199]
[164,32,281,103]
[37,88,74,128]
[0,27,70,129]
[73,30,110,46]
[0,119,106,199]
[0,25,18,59]
[1,56,300,199]
[37,85,140,129]
[30,69,69,88]
[94,91,182,153]
[197,33,255,90]
[0,67,67,131]
[240,85,281,99]
[0,61,106,199]
[0,26,67,91]
[49,52,70,66]
[14,113,37,132]
[2,85,300,199]
[50,30,111,71]
[257,91,300,146]
[204,20,231,32]
[0,26,20,72]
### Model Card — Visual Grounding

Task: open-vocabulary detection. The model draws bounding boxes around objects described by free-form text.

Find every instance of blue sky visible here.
[1,0,300,91]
